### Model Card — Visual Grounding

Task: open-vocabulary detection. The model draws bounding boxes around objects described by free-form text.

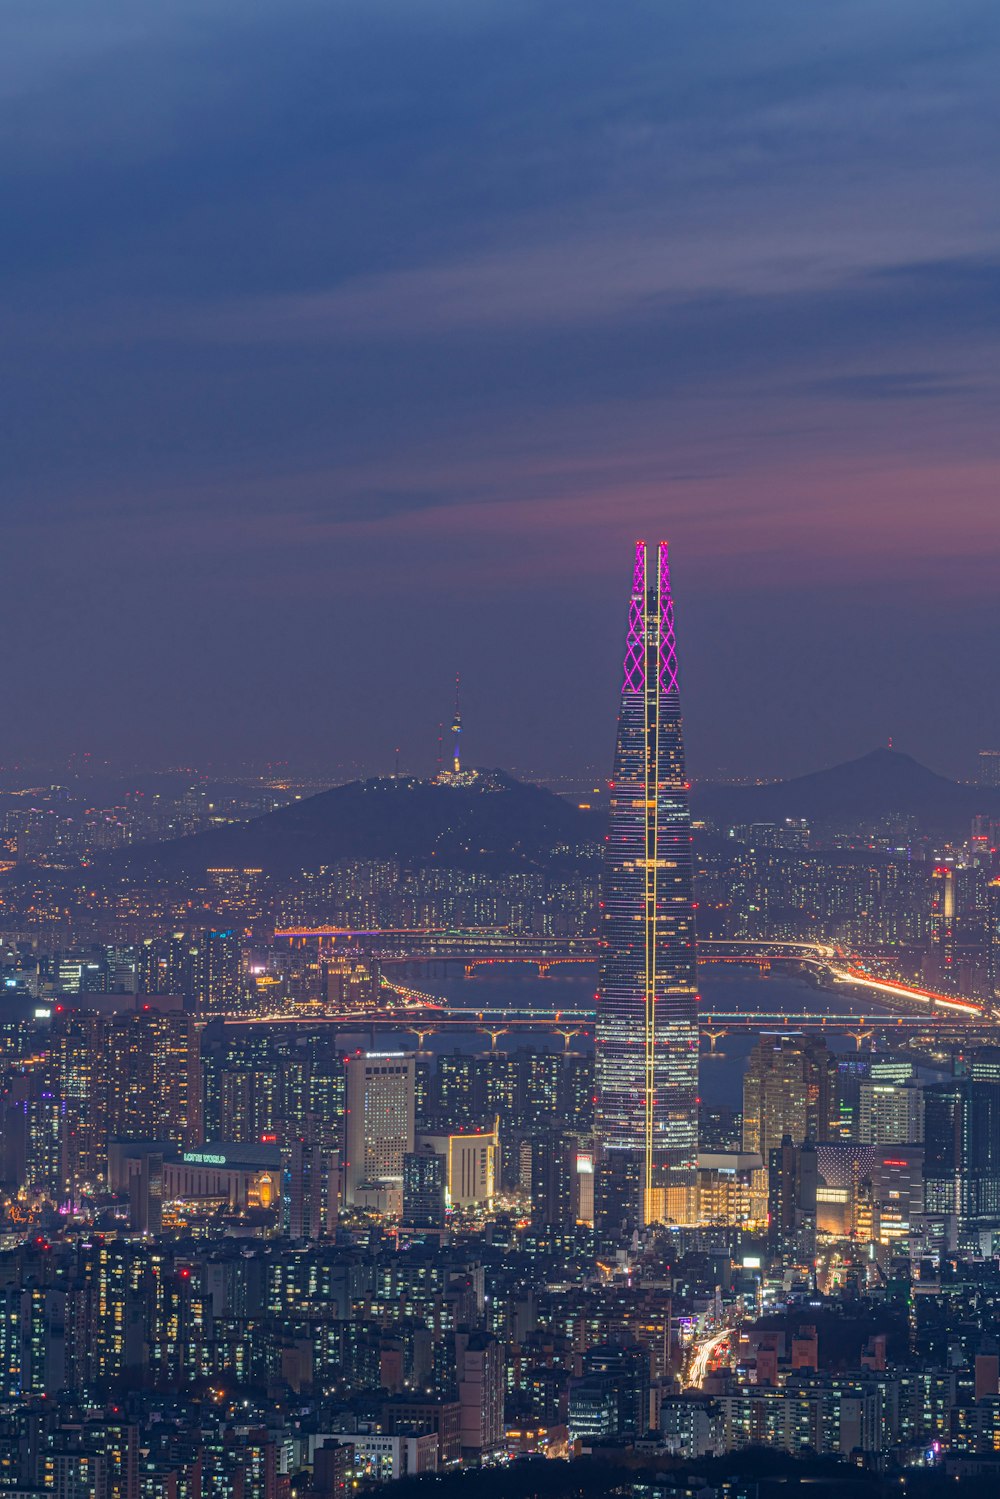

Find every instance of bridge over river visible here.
[242,929,994,1041]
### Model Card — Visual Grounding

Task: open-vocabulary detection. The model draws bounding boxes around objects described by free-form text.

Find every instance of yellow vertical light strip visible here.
[644,544,657,1211]
[651,547,663,1213]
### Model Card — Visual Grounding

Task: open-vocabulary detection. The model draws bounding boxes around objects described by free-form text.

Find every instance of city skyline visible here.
[2,3,999,778]
[5,4,1000,1490]
[4,524,1000,1490]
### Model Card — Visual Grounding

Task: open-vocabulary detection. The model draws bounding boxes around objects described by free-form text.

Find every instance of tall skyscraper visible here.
[928,866,957,990]
[344,1052,415,1210]
[595,540,698,1226]
[742,1034,838,1161]
[767,1136,818,1261]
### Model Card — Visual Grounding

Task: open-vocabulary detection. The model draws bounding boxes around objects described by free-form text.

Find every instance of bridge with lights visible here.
[275,928,839,964]
[259,927,995,1040]
[225,1000,995,1047]
[275,928,844,975]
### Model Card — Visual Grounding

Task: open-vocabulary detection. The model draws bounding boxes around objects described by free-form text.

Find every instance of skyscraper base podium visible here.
[596,1145,699,1231]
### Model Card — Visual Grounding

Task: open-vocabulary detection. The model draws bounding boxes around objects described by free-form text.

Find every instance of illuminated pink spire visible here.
[622,540,646,694]
[658,541,678,695]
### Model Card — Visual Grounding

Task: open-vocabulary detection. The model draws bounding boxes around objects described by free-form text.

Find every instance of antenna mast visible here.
[451,673,462,775]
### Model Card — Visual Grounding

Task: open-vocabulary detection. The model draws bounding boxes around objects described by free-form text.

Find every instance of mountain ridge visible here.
[11,749,989,889]
[105,769,602,879]
[692,747,996,833]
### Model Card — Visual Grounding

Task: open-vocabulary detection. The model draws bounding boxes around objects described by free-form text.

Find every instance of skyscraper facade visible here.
[742,1034,838,1161]
[986,878,1000,1003]
[924,1077,1000,1250]
[402,1148,447,1228]
[194,928,243,1014]
[344,1052,415,1210]
[858,1078,924,1145]
[595,540,698,1225]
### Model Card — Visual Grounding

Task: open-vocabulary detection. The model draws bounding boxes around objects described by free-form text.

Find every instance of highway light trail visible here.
[828,964,985,1016]
[685,1330,731,1389]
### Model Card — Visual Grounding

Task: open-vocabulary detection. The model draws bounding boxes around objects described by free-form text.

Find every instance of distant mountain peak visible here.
[695,747,994,834]
[784,746,955,788]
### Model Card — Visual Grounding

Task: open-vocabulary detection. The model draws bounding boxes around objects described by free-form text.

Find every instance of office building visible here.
[416,1128,498,1210]
[344,1052,415,1208]
[595,540,698,1226]
[530,1130,595,1228]
[695,1150,764,1228]
[924,1078,1000,1250]
[967,1047,1000,1084]
[988,882,1000,1003]
[859,1079,924,1144]
[403,1149,447,1229]
[870,1148,924,1244]
[569,1343,651,1442]
[928,866,958,989]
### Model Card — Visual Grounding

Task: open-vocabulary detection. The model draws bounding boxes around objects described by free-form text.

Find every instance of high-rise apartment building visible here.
[54,1011,107,1197]
[193,929,243,1014]
[742,1034,837,1161]
[138,932,194,998]
[344,1052,415,1208]
[105,1008,203,1153]
[767,1136,818,1261]
[288,1140,339,1239]
[595,540,698,1225]
[453,1330,505,1459]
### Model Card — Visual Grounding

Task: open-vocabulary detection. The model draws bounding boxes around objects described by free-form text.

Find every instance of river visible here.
[374,963,880,1109]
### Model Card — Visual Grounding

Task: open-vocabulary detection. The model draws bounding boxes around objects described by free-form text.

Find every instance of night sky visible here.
[4,1,999,782]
